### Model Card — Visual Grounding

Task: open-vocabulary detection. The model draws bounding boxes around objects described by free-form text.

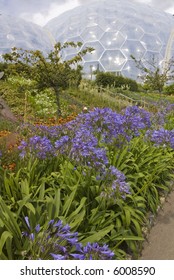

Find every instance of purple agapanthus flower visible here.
[123,106,151,135]
[99,166,131,200]
[71,242,114,260]
[18,136,55,159]
[146,128,174,149]
[22,217,114,260]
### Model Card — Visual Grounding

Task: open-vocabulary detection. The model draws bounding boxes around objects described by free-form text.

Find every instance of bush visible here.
[124,78,138,92]
[163,83,174,95]
[114,76,126,88]
[95,72,116,87]
[95,72,138,91]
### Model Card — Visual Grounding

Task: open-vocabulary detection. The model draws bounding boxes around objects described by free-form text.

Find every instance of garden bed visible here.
[0,104,174,260]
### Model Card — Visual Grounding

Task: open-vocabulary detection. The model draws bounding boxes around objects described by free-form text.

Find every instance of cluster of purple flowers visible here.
[55,135,70,154]
[23,217,114,260]
[18,122,63,140]
[70,242,114,260]
[69,126,109,168]
[54,107,151,167]
[18,136,55,159]
[123,106,151,136]
[36,124,63,139]
[166,103,174,112]
[75,107,125,143]
[99,166,131,200]
[150,102,174,128]
[73,107,131,144]
[151,111,166,127]
[18,106,152,163]
[17,107,152,202]
[145,128,174,149]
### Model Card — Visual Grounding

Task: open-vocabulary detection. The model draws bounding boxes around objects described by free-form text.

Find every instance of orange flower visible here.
[33,114,77,127]
[0,130,11,138]
[2,162,16,171]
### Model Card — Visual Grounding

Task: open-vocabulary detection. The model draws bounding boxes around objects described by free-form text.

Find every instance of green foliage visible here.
[1,57,174,260]
[0,118,18,132]
[163,83,174,95]
[0,156,146,259]
[0,77,79,120]
[0,77,35,118]
[95,72,138,91]
[2,42,94,116]
[144,69,165,93]
[1,131,174,260]
[109,137,174,214]
[123,78,138,92]
[131,55,174,92]
[165,110,174,130]
[95,72,116,87]
[29,88,57,118]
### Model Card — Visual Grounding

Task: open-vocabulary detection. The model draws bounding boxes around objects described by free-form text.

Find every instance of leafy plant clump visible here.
[0,104,174,260]
[22,217,114,260]
[95,72,138,91]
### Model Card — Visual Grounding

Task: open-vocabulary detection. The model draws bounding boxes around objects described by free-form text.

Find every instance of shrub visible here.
[95,72,116,87]
[95,72,138,91]
[163,83,174,95]
[124,78,138,92]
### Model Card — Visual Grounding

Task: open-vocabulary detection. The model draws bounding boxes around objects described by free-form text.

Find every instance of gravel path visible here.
[141,190,174,260]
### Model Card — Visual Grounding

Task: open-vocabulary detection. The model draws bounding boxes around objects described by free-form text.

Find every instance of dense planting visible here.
[0,103,174,260]
[95,72,139,92]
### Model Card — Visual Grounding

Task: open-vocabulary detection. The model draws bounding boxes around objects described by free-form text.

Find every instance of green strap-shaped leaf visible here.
[62,189,77,217]
[0,197,21,241]
[0,231,13,255]
[67,197,87,221]
[124,208,131,227]
[54,189,61,218]
[25,202,36,214]
[17,195,31,216]
[81,224,114,244]
[69,210,86,229]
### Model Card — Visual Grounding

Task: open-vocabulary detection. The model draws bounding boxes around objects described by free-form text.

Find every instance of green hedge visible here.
[95,72,138,91]
[163,83,174,95]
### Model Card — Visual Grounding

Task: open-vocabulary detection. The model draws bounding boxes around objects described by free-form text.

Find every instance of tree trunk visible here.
[54,87,61,117]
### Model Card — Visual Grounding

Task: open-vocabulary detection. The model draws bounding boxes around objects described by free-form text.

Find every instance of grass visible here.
[110,87,174,105]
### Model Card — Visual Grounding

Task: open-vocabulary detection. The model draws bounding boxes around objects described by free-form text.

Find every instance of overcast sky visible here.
[0,0,174,26]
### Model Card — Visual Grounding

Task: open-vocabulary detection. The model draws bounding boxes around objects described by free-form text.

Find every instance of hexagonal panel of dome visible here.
[45,0,174,80]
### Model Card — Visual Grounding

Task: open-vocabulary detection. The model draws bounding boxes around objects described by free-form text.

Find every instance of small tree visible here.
[3,42,93,116]
[131,54,174,92]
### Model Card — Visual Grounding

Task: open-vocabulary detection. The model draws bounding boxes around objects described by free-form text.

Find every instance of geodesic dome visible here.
[45,0,174,80]
[0,13,54,58]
